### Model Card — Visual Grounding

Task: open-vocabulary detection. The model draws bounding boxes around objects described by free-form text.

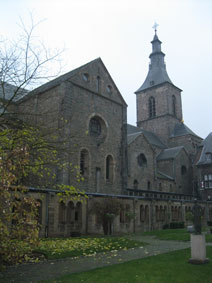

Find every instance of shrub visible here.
[207,221,212,226]
[169,222,185,229]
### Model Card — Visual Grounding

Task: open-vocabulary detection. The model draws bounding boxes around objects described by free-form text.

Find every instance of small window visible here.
[137,153,147,167]
[106,155,114,182]
[206,152,212,161]
[89,117,101,136]
[82,73,89,82]
[96,76,101,92]
[172,95,176,116]
[133,180,138,189]
[80,149,89,177]
[181,166,187,175]
[106,85,113,93]
[150,80,155,86]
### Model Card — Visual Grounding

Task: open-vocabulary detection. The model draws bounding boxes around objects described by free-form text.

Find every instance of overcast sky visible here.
[1,0,212,138]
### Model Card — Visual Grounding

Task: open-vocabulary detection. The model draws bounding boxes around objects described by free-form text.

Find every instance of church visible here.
[1,30,212,237]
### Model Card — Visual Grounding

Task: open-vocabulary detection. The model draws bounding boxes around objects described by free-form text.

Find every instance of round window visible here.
[137,153,147,167]
[89,117,102,137]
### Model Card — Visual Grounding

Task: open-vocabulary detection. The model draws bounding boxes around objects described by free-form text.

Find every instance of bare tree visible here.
[0,14,64,116]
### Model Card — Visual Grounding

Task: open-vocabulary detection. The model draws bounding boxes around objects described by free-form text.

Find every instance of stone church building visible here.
[2,31,212,237]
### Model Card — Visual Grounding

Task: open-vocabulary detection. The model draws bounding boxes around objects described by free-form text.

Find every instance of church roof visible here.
[127,124,167,149]
[157,171,174,181]
[197,132,212,165]
[170,122,200,139]
[135,32,180,93]
[157,146,184,161]
[0,82,29,102]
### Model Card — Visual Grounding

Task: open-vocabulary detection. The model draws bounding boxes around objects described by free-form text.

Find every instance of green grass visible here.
[141,228,212,242]
[44,246,212,283]
[35,236,146,260]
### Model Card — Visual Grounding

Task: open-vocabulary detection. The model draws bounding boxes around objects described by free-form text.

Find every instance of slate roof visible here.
[197,132,212,165]
[135,32,179,93]
[127,124,167,149]
[157,171,174,181]
[157,146,184,161]
[170,122,200,139]
[0,82,29,102]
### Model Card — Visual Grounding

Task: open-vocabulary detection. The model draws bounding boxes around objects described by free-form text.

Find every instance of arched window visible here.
[96,76,101,92]
[147,181,151,190]
[149,96,156,118]
[159,183,162,191]
[59,202,66,225]
[133,179,138,189]
[145,205,149,222]
[181,165,187,175]
[137,153,147,167]
[120,205,125,223]
[172,95,176,116]
[75,202,82,223]
[140,205,144,222]
[106,155,114,182]
[67,201,74,224]
[80,149,89,177]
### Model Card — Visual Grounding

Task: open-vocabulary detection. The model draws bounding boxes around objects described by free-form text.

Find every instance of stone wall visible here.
[29,190,212,237]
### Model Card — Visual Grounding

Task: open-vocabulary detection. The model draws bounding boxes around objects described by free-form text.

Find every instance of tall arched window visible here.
[106,155,114,182]
[133,179,138,189]
[80,149,89,177]
[59,202,66,225]
[75,202,82,223]
[149,96,156,118]
[67,201,75,224]
[140,205,144,222]
[147,181,151,190]
[172,95,176,116]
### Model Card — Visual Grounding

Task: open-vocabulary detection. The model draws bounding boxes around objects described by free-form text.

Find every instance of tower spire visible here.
[135,26,173,93]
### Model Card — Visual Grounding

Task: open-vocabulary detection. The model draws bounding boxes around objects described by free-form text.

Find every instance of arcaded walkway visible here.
[0,236,193,282]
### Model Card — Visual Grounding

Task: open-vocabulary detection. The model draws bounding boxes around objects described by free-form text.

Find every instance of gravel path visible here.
[0,236,192,283]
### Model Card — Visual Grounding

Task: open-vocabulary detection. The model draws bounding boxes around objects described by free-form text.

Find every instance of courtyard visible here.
[1,229,212,282]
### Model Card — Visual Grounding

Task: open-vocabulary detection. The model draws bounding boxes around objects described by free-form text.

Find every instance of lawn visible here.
[44,246,212,283]
[141,228,212,242]
[35,236,146,260]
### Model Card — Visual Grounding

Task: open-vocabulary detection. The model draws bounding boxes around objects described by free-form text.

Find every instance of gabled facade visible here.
[17,58,128,195]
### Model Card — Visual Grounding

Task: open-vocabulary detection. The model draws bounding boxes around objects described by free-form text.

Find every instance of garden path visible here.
[0,235,195,283]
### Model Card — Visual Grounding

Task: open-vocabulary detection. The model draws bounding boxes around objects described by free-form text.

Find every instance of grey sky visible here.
[1,0,211,138]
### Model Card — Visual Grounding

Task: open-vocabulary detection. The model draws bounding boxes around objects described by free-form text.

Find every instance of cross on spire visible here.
[152,22,159,33]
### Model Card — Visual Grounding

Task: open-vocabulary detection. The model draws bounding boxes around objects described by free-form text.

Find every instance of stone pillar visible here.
[189,234,209,264]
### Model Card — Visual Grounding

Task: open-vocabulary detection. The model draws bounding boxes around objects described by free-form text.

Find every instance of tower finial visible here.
[152,22,159,34]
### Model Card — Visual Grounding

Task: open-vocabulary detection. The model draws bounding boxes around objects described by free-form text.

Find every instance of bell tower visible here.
[135,25,183,144]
